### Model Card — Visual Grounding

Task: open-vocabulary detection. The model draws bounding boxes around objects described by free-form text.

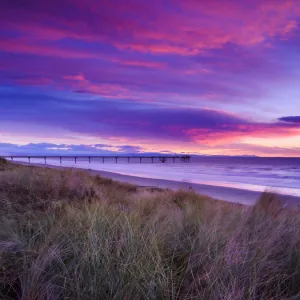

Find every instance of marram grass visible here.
[1,159,300,299]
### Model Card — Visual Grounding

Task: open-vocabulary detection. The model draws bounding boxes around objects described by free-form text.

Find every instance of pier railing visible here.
[1,155,191,164]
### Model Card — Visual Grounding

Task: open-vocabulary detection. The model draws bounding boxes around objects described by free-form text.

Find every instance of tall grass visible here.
[0,157,9,170]
[1,160,300,299]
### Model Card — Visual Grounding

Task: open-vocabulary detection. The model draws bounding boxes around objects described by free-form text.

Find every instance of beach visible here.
[20,161,300,206]
[4,157,300,299]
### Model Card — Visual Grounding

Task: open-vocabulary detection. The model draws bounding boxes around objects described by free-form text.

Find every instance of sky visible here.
[1,0,300,157]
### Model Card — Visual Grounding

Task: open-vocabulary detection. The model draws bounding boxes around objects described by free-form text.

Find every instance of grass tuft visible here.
[0,157,9,170]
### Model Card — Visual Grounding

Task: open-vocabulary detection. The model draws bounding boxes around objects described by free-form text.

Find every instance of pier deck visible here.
[1,155,191,164]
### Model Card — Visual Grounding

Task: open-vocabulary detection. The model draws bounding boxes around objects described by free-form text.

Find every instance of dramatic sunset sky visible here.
[1,0,300,156]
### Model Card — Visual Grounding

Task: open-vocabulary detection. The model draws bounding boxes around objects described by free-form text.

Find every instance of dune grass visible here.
[1,159,300,299]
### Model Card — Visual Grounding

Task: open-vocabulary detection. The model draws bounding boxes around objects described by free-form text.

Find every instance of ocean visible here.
[13,156,300,197]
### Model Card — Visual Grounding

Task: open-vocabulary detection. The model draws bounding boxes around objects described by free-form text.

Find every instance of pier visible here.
[2,155,191,164]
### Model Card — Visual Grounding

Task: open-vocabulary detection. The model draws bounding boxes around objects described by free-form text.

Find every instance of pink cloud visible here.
[185,123,300,146]
[62,73,131,98]
[0,37,103,59]
[111,59,166,69]
[64,73,85,81]
[1,0,300,58]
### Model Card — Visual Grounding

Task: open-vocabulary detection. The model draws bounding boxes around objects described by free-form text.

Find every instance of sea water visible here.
[14,156,300,196]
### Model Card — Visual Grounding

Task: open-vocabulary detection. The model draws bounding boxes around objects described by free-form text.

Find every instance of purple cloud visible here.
[279,116,300,124]
[0,142,145,156]
[1,85,300,148]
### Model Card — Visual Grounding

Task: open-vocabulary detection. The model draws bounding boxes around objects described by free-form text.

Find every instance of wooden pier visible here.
[2,155,191,164]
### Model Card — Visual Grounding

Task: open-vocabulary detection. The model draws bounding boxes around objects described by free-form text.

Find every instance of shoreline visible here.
[19,162,300,206]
